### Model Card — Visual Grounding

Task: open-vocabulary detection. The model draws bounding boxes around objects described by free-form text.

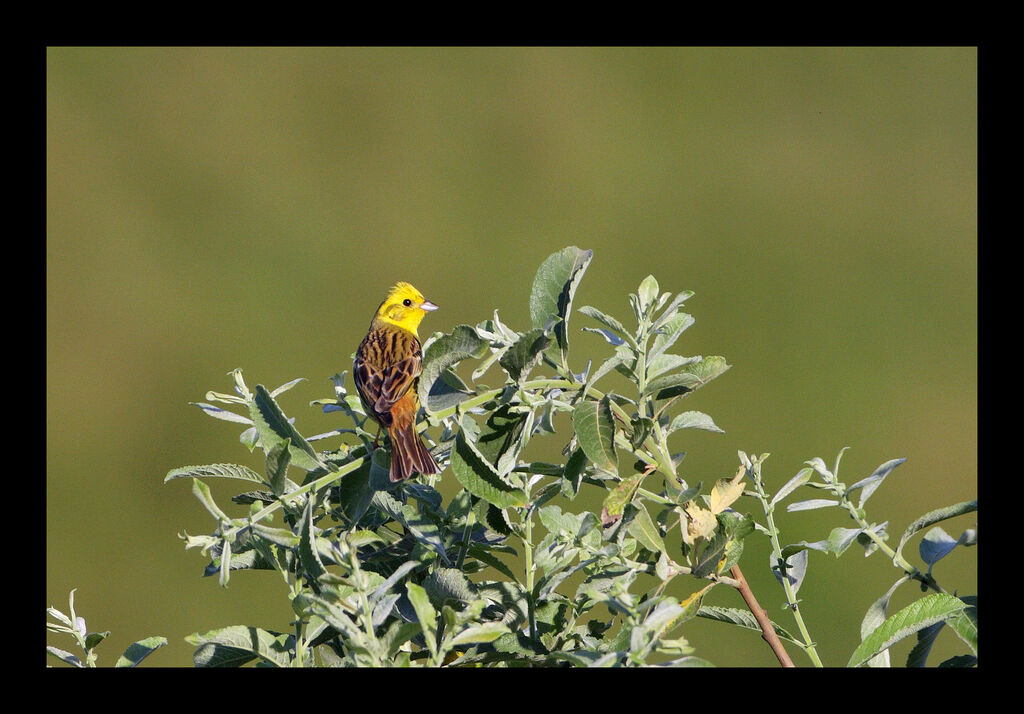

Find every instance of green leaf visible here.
[474,405,533,478]
[369,560,420,604]
[449,622,510,647]
[627,505,666,554]
[769,467,813,508]
[265,439,291,496]
[629,415,654,449]
[270,377,306,397]
[579,305,635,347]
[334,455,380,526]
[190,402,254,424]
[219,538,232,586]
[650,291,694,331]
[663,409,720,432]
[374,490,451,564]
[786,498,839,512]
[906,621,944,667]
[529,246,593,368]
[583,326,627,346]
[229,368,252,399]
[250,522,302,548]
[538,503,588,540]
[648,313,695,360]
[114,636,169,667]
[424,568,479,608]
[919,526,960,567]
[636,274,660,312]
[846,457,905,507]
[848,593,969,667]
[581,353,627,401]
[191,479,231,523]
[695,606,800,645]
[644,355,730,399]
[418,324,489,412]
[947,595,977,655]
[860,576,910,666]
[298,499,327,581]
[572,396,617,473]
[186,625,293,667]
[292,593,364,642]
[646,353,701,381]
[498,327,551,384]
[84,630,111,649]
[638,272,663,311]
[406,583,438,654]
[164,463,264,484]
[601,473,644,526]
[691,528,730,578]
[249,384,322,471]
[46,646,83,667]
[895,500,977,562]
[450,420,528,509]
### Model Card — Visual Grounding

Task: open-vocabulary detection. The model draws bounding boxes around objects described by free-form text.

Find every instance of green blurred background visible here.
[46,47,977,667]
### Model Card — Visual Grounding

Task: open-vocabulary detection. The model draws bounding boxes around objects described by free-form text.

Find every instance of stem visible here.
[293,618,307,667]
[222,454,368,540]
[636,322,649,407]
[748,458,824,667]
[524,486,538,645]
[838,499,946,594]
[729,564,794,668]
[432,378,577,423]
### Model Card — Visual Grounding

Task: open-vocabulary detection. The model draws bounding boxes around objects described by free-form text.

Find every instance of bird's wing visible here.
[354,355,383,409]
[375,353,422,413]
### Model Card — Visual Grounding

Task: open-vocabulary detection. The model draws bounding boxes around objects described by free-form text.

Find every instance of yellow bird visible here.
[353,282,441,482]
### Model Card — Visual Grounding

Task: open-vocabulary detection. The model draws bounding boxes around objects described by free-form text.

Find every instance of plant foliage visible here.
[155,247,976,667]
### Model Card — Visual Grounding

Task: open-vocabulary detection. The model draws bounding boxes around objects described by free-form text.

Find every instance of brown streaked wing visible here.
[375,354,422,413]
[354,357,384,415]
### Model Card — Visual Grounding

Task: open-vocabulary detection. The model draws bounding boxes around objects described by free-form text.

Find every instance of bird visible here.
[353,282,441,482]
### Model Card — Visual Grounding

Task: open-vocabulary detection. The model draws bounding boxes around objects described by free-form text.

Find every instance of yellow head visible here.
[374,282,438,334]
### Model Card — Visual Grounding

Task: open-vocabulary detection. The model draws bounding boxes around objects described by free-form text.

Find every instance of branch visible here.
[729,564,795,668]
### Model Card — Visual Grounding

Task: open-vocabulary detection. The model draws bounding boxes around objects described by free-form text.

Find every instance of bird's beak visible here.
[420,300,439,312]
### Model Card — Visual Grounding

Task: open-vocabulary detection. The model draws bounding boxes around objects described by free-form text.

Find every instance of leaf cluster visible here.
[743,449,977,667]
[158,246,976,668]
[163,247,747,667]
[46,589,166,667]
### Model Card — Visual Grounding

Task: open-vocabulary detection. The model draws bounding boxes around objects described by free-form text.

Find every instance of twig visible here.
[729,564,795,668]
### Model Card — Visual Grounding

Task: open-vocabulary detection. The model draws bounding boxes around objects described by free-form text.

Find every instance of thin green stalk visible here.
[636,323,649,409]
[293,618,307,667]
[524,488,537,645]
[839,498,945,595]
[748,460,823,667]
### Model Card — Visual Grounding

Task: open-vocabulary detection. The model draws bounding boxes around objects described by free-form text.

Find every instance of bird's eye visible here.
[402,299,412,307]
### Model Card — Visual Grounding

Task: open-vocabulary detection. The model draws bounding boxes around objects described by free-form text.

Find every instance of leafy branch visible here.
[743,448,977,667]
[157,246,976,667]
[46,589,167,667]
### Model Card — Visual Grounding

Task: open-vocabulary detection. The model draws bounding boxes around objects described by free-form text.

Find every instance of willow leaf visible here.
[164,463,264,484]
[418,324,488,413]
[849,593,968,667]
[450,421,528,510]
[572,396,617,473]
[529,246,593,368]
[249,384,322,472]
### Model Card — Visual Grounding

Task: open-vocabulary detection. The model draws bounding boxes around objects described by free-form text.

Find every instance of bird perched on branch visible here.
[353,282,441,482]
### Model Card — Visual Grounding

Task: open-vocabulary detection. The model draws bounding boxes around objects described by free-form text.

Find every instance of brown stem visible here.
[729,564,794,667]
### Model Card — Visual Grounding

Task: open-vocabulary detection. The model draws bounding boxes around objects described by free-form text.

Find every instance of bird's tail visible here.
[388,418,440,482]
